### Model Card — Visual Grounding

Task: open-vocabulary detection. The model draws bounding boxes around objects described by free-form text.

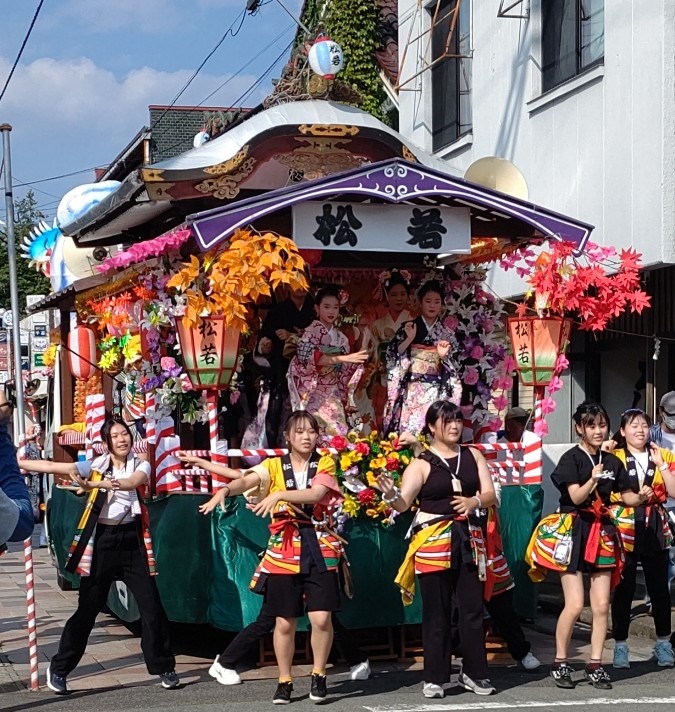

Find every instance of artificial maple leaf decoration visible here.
[500,241,651,332]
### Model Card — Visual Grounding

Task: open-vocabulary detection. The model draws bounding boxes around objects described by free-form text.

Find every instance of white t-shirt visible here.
[77,460,150,524]
[633,450,650,488]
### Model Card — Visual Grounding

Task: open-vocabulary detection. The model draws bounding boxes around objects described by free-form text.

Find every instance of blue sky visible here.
[0,0,302,221]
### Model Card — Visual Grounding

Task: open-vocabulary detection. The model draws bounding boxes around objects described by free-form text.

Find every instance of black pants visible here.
[51,523,175,677]
[418,565,488,685]
[485,588,531,661]
[219,605,366,668]
[612,548,671,641]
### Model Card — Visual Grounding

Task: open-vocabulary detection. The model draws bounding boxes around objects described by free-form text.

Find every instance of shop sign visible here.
[33,353,44,368]
[293,202,471,253]
[0,357,7,371]
[33,325,47,338]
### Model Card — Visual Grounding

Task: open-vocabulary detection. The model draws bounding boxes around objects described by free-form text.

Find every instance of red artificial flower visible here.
[385,457,399,472]
[330,435,349,452]
[357,489,376,505]
[354,441,370,456]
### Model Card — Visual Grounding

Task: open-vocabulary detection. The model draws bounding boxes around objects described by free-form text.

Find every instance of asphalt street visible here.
[2,662,675,712]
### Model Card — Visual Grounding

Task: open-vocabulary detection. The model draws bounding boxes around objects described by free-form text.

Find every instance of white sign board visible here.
[293,202,471,254]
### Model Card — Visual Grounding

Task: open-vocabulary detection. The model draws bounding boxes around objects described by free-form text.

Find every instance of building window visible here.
[541,0,604,93]
[430,0,472,153]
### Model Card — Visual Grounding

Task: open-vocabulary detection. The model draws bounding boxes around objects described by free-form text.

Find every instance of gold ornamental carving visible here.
[203,145,251,176]
[143,168,165,182]
[195,157,256,199]
[146,182,176,201]
[298,124,360,138]
[273,137,368,180]
[402,145,417,162]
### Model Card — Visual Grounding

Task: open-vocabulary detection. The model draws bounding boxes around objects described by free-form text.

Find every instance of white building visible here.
[397,0,675,438]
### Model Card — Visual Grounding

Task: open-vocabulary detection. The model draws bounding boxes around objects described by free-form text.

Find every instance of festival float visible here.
[23,33,651,650]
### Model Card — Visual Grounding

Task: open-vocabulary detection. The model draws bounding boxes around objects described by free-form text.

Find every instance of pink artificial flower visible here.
[161,356,178,371]
[179,374,193,393]
[488,417,502,432]
[492,394,509,411]
[502,355,517,372]
[555,354,570,371]
[493,376,514,391]
[464,366,480,385]
[444,315,459,331]
[470,345,484,360]
[547,376,564,394]
[533,420,549,438]
[540,396,556,414]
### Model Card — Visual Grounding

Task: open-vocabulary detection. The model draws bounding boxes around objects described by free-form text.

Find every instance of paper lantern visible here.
[68,326,97,380]
[176,316,240,390]
[308,36,344,79]
[507,316,572,387]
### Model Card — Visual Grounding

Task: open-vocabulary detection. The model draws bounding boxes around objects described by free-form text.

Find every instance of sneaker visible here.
[46,664,68,695]
[458,671,496,696]
[349,659,371,680]
[613,644,630,669]
[519,652,541,671]
[584,665,612,690]
[273,681,293,705]
[422,682,445,698]
[209,656,242,685]
[653,640,675,667]
[550,662,575,689]
[309,673,327,703]
[159,670,180,689]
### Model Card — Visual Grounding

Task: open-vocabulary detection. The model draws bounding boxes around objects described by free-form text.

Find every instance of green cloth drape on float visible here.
[47,485,541,627]
[498,485,544,619]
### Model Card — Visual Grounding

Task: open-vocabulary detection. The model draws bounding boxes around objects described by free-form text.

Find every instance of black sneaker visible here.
[46,664,68,695]
[273,681,293,704]
[550,662,575,689]
[159,670,180,689]
[584,665,612,690]
[309,673,327,703]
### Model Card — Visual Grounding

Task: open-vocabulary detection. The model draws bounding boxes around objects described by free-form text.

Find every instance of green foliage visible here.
[0,191,50,315]
[325,0,390,123]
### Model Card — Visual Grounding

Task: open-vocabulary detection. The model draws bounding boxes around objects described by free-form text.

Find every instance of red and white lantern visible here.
[68,326,96,380]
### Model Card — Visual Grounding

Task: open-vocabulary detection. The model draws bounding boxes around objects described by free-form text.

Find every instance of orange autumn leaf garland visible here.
[166,229,308,331]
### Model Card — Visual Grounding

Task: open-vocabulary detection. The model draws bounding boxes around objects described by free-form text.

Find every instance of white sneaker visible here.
[349,660,371,680]
[519,651,541,670]
[208,656,242,685]
[422,682,445,698]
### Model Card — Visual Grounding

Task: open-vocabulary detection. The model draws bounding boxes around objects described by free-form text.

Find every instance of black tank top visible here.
[418,448,481,515]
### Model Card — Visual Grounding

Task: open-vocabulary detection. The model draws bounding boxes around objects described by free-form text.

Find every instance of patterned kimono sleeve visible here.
[335,330,363,398]
[288,321,324,410]
[432,322,462,406]
[384,323,413,425]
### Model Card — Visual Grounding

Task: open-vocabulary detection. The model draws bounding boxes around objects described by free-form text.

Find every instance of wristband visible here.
[222,485,231,498]
[383,486,401,504]
[473,495,482,509]
[659,464,669,472]
[110,479,121,491]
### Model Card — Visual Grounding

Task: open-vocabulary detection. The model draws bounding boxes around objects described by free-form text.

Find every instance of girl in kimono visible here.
[197,411,344,705]
[384,279,461,436]
[288,285,368,440]
[367,270,414,429]
[525,402,643,691]
[377,400,497,698]
[607,409,675,668]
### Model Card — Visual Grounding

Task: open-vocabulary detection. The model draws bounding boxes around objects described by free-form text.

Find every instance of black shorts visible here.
[264,565,341,618]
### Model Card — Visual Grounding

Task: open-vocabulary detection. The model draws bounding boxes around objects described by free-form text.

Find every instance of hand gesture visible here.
[436,340,450,359]
[340,350,369,364]
[650,442,665,468]
[68,471,94,491]
[374,473,396,497]
[404,322,417,341]
[258,337,273,354]
[177,450,202,465]
[198,489,226,515]
[397,431,418,448]
[601,439,617,452]
[248,492,281,518]
[639,484,654,503]
[275,329,292,341]
[452,495,477,516]
[591,463,607,481]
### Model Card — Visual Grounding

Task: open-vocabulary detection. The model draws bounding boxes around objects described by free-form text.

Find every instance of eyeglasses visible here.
[661,408,675,417]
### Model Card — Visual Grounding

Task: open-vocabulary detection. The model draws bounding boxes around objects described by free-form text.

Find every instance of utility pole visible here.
[1,124,26,443]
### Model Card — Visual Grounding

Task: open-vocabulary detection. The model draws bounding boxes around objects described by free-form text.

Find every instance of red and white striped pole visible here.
[24,538,39,690]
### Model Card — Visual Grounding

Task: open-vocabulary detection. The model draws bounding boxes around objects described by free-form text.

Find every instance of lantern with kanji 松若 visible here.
[176,316,240,390]
[67,326,97,380]
[308,35,344,80]
[507,316,572,387]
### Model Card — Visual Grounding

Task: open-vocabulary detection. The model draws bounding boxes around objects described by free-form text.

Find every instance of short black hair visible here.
[284,410,319,434]
[101,418,134,453]
[572,401,610,430]
[423,400,463,436]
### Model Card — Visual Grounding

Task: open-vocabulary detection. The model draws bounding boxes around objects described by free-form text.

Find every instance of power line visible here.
[149,9,248,132]
[0,0,46,106]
